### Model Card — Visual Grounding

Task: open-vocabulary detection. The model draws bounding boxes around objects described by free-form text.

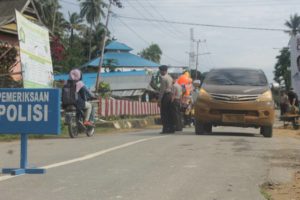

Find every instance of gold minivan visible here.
[194,68,275,137]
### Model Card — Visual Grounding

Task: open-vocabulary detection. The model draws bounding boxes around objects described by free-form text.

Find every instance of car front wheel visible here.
[195,120,212,135]
[260,126,273,138]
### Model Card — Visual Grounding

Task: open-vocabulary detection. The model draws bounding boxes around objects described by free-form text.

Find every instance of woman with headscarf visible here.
[69,69,96,126]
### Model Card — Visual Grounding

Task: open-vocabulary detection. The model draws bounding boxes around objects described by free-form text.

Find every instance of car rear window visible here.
[204,69,268,86]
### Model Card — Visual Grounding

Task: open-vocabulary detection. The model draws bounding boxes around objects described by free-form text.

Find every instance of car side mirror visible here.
[270,82,280,89]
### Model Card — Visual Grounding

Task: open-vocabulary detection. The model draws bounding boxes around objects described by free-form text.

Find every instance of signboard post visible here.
[0,89,60,175]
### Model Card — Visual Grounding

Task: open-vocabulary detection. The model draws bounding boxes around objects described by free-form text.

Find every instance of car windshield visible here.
[204,69,268,86]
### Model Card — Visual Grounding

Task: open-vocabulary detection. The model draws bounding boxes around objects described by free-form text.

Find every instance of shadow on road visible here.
[128,127,262,138]
[174,131,260,137]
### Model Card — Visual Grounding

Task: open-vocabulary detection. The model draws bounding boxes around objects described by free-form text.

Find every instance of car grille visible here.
[209,93,259,102]
[210,109,259,116]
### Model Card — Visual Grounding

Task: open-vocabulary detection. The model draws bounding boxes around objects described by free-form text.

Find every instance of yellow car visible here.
[194,68,275,137]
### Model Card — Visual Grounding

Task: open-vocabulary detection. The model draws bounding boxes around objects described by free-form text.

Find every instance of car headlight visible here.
[199,88,210,99]
[257,90,273,102]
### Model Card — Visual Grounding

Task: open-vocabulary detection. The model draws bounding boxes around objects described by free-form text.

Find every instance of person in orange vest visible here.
[171,74,183,131]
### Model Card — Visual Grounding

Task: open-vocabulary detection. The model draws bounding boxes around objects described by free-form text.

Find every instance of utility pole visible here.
[52,1,58,33]
[95,0,122,93]
[194,39,208,80]
[189,28,195,71]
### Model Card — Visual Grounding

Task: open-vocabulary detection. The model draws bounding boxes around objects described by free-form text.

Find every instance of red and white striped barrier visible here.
[98,98,160,117]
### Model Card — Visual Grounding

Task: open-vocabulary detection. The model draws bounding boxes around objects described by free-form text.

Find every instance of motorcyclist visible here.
[69,69,96,126]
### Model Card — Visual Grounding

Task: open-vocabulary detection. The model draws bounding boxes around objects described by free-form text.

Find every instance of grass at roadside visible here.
[260,183,272,200]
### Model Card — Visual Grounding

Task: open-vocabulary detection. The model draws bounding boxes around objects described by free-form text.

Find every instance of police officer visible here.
[158,65,175,133]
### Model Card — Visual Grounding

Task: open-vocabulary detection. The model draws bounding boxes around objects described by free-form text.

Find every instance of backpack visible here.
[62,80,78,108]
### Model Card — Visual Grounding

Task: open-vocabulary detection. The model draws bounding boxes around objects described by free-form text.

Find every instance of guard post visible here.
[0,88,60,175]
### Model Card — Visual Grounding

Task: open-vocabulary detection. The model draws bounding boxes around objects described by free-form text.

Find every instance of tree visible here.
[284,14,300,36]
[51,36,65,63]
[0,43,21,88]
[273,13,300,90]
[139,43,162,63]
[273,47,291,90]
[33,0,66,36]
[79,0,107,60]
[91,23,107,58]
[103,58,118,72]
[66,12,84,48]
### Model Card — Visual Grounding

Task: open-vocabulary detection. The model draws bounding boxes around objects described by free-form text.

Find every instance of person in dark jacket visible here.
[158,65,175,133]
[69,69,96,126]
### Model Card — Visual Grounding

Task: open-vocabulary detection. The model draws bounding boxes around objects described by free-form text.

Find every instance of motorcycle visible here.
[64,104,95,138]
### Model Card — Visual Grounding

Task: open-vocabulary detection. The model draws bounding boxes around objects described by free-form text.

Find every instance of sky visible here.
[60,0,300,82]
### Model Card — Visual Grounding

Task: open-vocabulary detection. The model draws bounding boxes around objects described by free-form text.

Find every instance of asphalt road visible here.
[0,126,299,200]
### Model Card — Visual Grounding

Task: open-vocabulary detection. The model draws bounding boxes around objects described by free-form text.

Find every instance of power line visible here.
[125,0,300,7]
[116,17,187,65]
[117,17,150,44]
[130,0,186,39]
[116,15,288,32]
[124,0,187,41]
[142,0,187,38]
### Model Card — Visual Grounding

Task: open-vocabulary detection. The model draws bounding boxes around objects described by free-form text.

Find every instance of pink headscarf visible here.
[69,69,84,92]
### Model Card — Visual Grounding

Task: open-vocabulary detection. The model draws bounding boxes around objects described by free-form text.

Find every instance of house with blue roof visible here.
[55,70,157,100]
[55,41,162,100]
[81,40,160,72]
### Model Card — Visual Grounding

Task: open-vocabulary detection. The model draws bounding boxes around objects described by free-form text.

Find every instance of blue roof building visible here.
[55,70,156,98]
[82,40,160,70]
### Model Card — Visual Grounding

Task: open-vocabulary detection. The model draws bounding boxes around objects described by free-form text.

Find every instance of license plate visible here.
[222,114,245,123]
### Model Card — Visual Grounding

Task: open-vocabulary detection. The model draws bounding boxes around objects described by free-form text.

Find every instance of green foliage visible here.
[79,0,107,26]
[0,44,17,73]
[79,0,107,60]
[272,13,300,90]
[0,43,22,88]
[32,0,110,74]
[54,35,88,72]
[139,43,162,64]
[273,47,291,90]
[66,12,84,49]
[98,81,111,97]
[103,58,118,72]
[260,183,272,200]
[33,0,67,36]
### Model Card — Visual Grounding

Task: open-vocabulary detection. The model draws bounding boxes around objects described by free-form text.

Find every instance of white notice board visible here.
[16,10,53,88]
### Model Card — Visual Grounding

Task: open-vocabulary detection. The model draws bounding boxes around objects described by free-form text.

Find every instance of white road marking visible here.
[0,136,166,182]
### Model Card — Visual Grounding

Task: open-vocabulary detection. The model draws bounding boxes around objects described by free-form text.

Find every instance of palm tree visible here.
[33,0,66,36]
[284,14,300,36]
[66,12,84,48]
[79,0,107,60]
[91,23,107,57]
